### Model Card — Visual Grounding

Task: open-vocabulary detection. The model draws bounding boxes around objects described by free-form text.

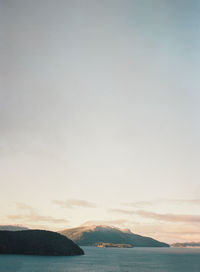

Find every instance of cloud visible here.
[8,214,68,224]
[15,202,34,211]
[109,209,133,215]
[109,209,200,223]
[8,202,68,224]
[136,210,200,223]
[166,199,200,205]
[52,198,97,209]
[121,199,200,207]
[122,201,152,207]
[131,223,200,244]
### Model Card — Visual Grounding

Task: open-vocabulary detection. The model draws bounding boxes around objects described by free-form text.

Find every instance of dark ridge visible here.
[0,230,84,256]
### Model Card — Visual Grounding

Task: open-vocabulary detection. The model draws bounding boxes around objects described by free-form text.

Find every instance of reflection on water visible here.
[0,247,200,272]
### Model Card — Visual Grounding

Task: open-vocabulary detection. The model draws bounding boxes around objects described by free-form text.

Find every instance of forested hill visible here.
[0,230,84,256]
[60,225,169,247]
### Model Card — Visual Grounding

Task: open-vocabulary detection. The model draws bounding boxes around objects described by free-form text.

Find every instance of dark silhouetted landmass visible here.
[171,242,200,248]
[60,225,169,247]
[0,230,84,256]
[0,225,29,231]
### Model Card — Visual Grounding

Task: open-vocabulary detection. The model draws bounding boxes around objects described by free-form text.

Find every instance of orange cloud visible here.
[121,199,200,207]
[8,214,68,224]
[132,223,200,244]
[122,201,152,208]
[109,209,200,223]
[52,198,97,209]
[8,202,68,224]
[136,210,200,223]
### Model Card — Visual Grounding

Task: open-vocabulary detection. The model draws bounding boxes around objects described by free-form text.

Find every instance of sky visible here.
[1,0,200,243]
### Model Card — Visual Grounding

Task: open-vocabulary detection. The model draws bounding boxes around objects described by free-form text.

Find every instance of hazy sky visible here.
[1,0,200,243]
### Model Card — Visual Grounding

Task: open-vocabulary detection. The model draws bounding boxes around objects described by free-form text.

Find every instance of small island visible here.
[0,230,84,256]
[96,242,133,248]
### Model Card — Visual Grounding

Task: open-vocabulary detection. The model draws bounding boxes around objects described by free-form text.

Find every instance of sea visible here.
[0,246,200,272]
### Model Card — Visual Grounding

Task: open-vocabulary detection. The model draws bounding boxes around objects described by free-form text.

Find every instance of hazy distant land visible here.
[171,242,200,248]
[0,225,29,231]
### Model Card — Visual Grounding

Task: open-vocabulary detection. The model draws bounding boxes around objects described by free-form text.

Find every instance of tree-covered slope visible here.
[0,230,84,256]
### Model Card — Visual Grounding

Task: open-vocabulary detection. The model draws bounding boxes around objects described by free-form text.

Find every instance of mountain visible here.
[171,242,200,248]
[60,225,169,247]
[0,230,84,256]
[0,225,29,231]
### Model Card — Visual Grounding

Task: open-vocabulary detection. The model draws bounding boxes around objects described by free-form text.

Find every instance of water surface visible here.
[0,247,200,272]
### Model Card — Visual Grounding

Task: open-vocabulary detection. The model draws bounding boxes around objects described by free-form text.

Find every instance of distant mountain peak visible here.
[79,224,121,232]
[121,228,132,234]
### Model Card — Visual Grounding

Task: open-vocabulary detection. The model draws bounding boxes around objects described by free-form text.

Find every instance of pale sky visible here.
[1,0,200,243]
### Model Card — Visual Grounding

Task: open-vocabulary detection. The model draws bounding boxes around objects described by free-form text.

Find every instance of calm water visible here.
[0,247,200,272]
